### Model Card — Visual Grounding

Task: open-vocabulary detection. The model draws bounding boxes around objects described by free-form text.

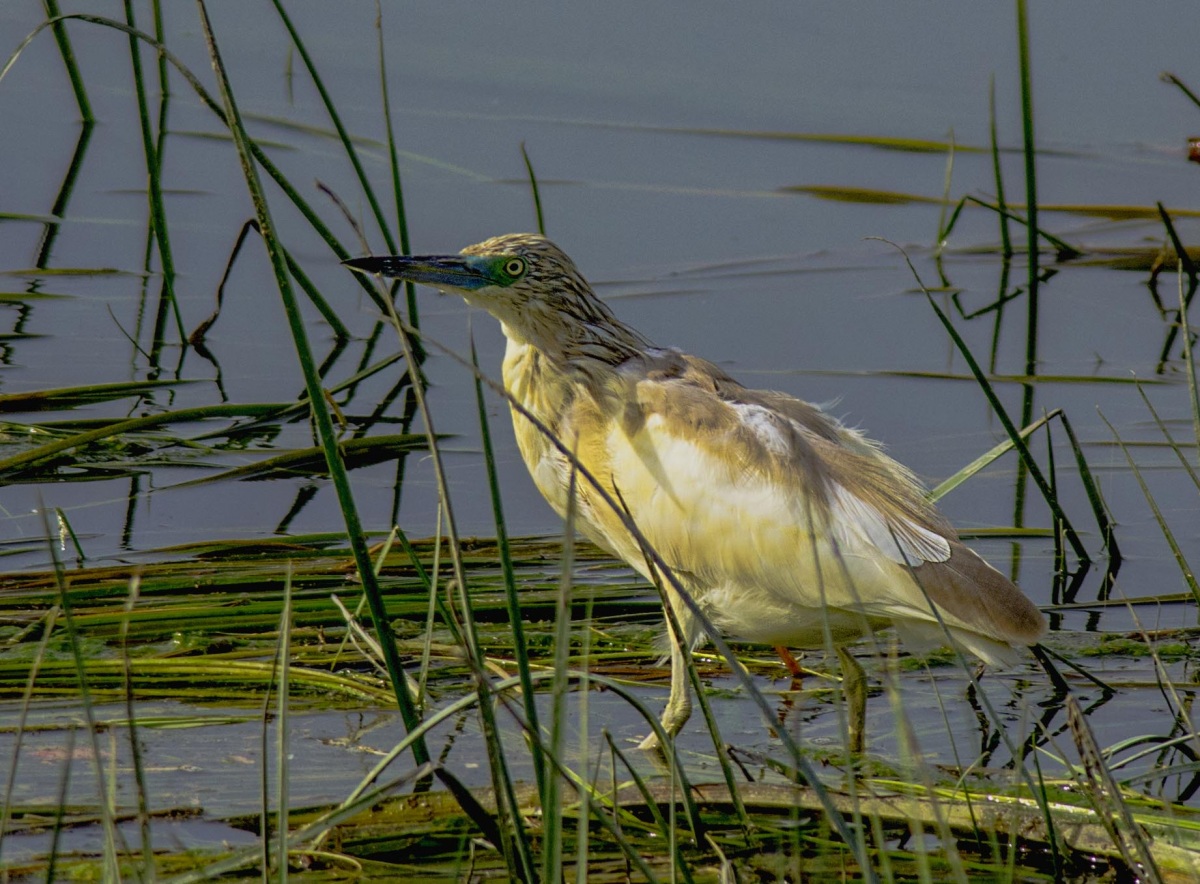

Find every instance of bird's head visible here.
[345,233,647,360]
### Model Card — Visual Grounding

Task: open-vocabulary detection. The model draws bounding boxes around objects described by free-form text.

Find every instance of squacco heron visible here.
[346,233,1046,751]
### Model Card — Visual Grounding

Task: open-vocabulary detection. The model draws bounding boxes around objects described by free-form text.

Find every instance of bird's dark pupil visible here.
[506,260,523,275]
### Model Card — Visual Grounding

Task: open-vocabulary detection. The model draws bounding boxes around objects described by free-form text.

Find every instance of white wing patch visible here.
[830,483,951,566]
[731,403,792,456]
[730,401,951,567]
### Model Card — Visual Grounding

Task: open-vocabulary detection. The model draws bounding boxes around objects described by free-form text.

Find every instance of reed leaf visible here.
[194,0,427,767]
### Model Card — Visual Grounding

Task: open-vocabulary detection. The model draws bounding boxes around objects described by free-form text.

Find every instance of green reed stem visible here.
[44,511,127,876]
[380,295,537,880]
[0,607,60,865]
[472,338,547,798]
[542,462,576,883]
[1098,409,1200,606]
[119,579,155,879]
[275,572,293,878]
[42,0,92,122]
[4,14,394,322]
[988,75,1012,258]
[269,0,397,254]
[1055,409,1120,564]
[885,241,1089,563]
[374,2,419,330]
[1016,0,1039,378]
[195,0,428,767]
[35,121,93,269]
[964,196,1079,258]
[124,0,185,348]
[1181,264,1200,464]
[1161,72,1200,112]
[522,143,547,235]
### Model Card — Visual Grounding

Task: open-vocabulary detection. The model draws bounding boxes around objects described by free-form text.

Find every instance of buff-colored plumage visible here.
[346,234,1046,751]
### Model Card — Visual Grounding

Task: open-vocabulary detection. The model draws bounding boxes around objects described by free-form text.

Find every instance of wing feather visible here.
[556,353,1044,653]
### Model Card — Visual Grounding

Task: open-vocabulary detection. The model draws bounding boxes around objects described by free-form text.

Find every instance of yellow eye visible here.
[503,257,526,278]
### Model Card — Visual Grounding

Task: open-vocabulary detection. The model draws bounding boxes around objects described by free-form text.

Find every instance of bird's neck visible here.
[500,336,586,426]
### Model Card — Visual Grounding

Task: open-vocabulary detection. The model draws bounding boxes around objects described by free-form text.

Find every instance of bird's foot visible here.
[638,692,691,751]
[636,731,664,752]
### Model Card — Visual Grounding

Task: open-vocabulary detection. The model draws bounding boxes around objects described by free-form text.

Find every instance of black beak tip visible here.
[343,256,384,273]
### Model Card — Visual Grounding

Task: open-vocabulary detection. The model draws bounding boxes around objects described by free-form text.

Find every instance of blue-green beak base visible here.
[343,255,493,291]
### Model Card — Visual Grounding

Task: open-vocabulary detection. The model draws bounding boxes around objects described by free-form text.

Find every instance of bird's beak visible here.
[342,255,493,291]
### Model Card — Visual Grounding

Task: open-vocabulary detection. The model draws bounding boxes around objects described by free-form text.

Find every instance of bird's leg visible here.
[836,646,867,755]
[774,645,805,683]
[638,589,695,751]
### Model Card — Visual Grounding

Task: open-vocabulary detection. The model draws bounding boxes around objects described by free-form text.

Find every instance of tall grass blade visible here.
[884,241,1089,563]
[376,285,537,879]
[472,338,546,797]
[988,75,1013,258]
[43,507,127,878]
[1016,0,1040,376]
[1098,408,1200,605]
[283,241,351,339]
[1157,203,1198,282]
[962,196,1079,258]
[1132,384,1200,487]
[1054,410,1119,601]
[1161,72,1200,110]
[123,0,184,348]
[1177,262,1200,462]
[52,506,86,565]
[41,0,92,122]
[1043,418,1064,596]
[433,767,506,850]
[120,577,155,881]
[373,1,418,329]
[0,607,60,865]
[193,0,428,766]
[575,595,595,883]
[150,0,168,153]
[415,506,444,708]
[259,612,276,880]
[1153,205,1199,367]
[1066,695,1164,883]
[276,570,293,881]
[935,131,955,245]
[543,458,577,884]
[269,0,397,255]
[927,409,1057,502]
[35,121,94,267]
[521,143,546,236]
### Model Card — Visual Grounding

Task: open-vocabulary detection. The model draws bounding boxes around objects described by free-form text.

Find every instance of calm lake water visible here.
[2,0,1200,868]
